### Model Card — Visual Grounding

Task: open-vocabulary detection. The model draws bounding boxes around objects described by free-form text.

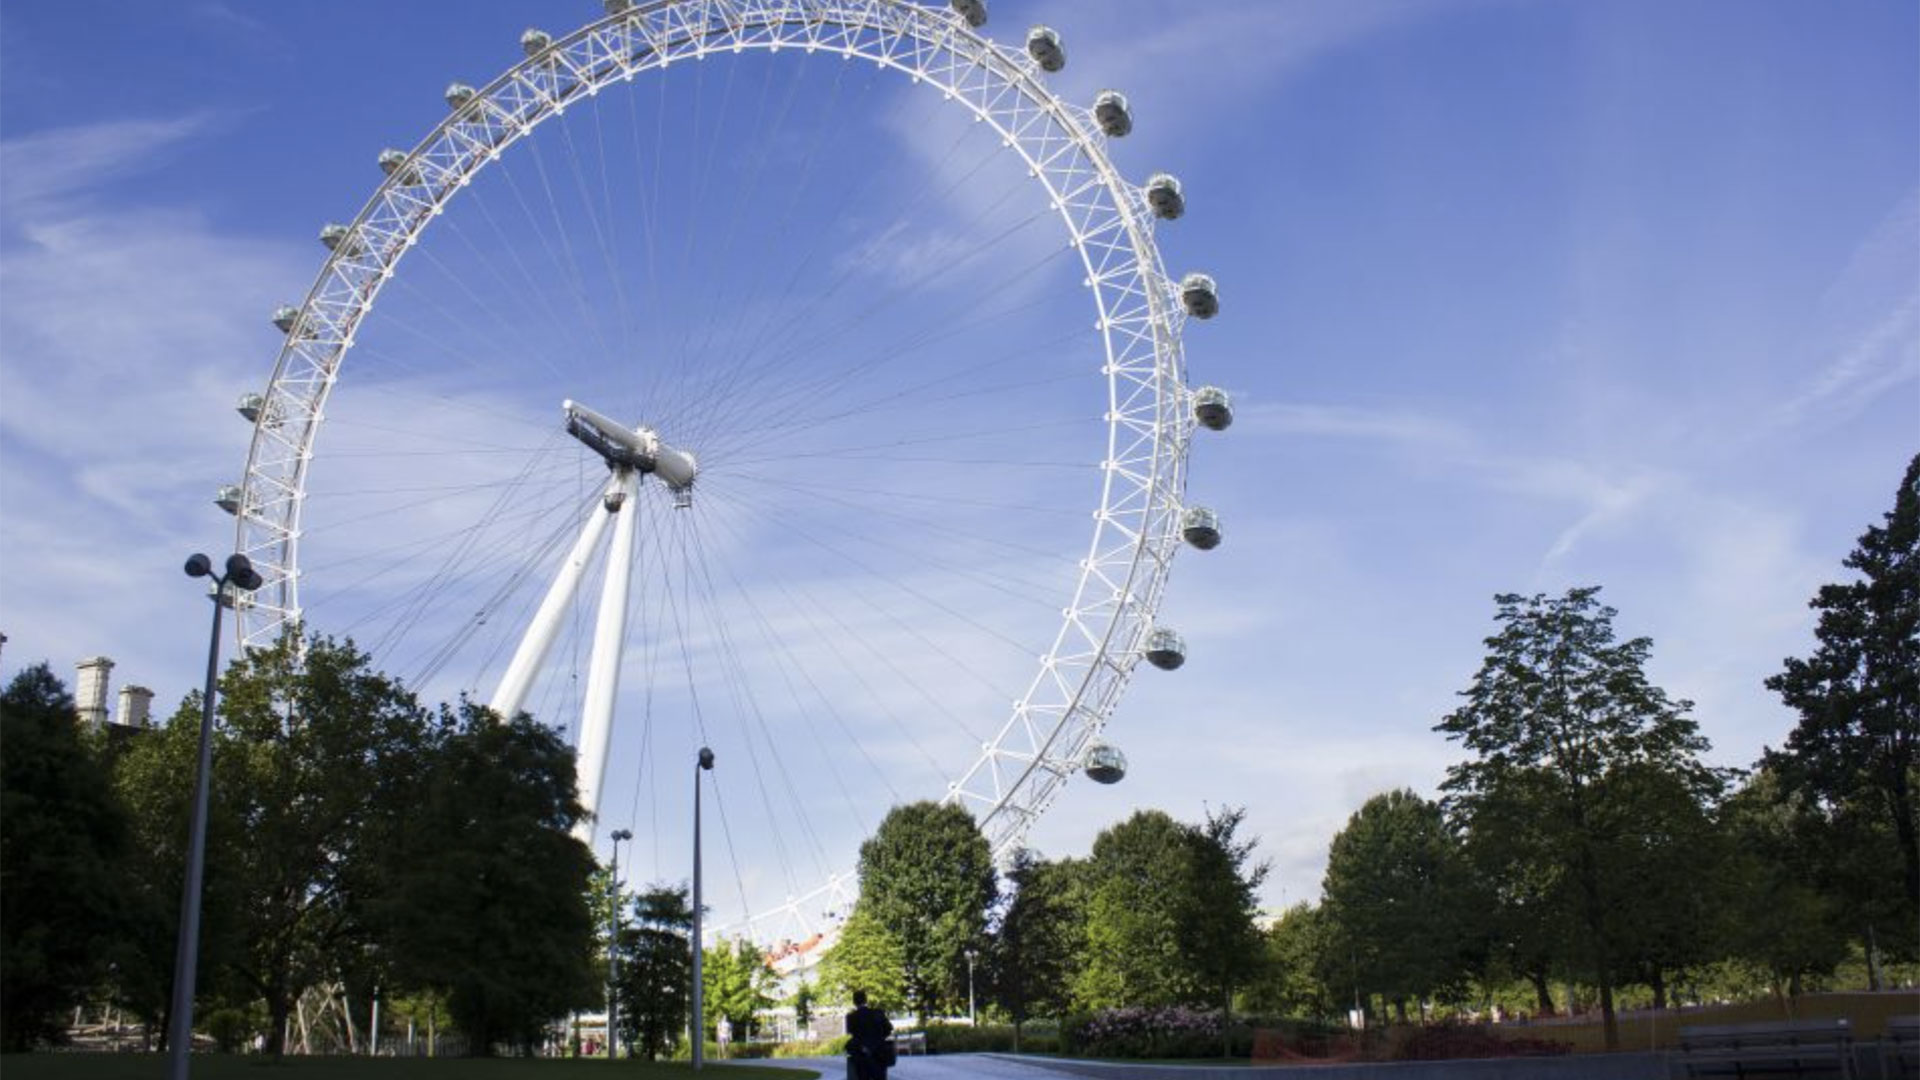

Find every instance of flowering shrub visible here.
[1067,1006,1229,1059]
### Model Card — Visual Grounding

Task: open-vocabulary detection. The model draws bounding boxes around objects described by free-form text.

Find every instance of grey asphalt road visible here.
[738,1053,1077,1079]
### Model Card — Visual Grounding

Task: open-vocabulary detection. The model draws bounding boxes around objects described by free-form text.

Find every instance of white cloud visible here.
[0,115,306,707]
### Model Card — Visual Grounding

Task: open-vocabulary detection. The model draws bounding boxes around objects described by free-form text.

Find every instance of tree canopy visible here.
[1766,451,1919,949]
[0,664,132,1050]
[842,800,994,1023]
[1436,587,1722,1049]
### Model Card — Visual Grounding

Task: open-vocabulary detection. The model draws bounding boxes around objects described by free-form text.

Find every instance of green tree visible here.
[0,663,132,1050]
[848,801,995,1023]
[378,700,598,1055]
[110,682,244,1044]
[1436,588,1722,1050]
[1608,763,1726,1008]
[818,906,905,1012]
[201,633,431,1056]
[1765,452,1919,955]
[988,850,1086,1043]
[702,938,776,1041]
[1183,807,1271,1029]
[613,885,691,1059]
[1716,770,1851,996]
[1243,903,1337,1020]
[1076,810,1198,1009]
[1319,790,1474,1020]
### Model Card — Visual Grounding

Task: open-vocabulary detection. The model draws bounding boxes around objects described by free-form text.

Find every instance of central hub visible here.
[562,399,698,491]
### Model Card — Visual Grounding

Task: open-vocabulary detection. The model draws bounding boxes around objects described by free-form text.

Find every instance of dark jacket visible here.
[846,1004,893,1079]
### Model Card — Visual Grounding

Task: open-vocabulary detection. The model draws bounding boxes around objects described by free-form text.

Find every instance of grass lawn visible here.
[0,1056,822,1080]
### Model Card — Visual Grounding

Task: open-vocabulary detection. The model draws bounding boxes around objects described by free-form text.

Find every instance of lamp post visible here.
[966,949,977,1026]
[169,553,262,1080]
[608,828,631,1060]
[690,746,714,1071]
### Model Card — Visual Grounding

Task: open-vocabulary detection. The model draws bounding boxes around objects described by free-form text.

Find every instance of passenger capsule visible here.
[318,223,355,253]
[1192,386,1233,431]
[1026,26,1065,72]
[1145,173,1185,220]
[376,148,420,183]
[1180,272,1219,319]
[445,82,477,109]
[949,0,987,29]
[1093,90,1132,137]
[603,0,634,13]
[271,305,300,333]
[1181,506,1222,550]
[521,28,553,57]
[237,394,265,423]
[215,485,243,515]
[1083,742,1127,784]
[1144,627,1187,671]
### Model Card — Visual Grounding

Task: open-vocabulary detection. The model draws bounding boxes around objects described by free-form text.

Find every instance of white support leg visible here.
[574,468,642,842]
[489,473,624,721]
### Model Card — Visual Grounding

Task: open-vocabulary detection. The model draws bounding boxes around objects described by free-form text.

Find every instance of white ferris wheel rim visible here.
[233,0,1199,940]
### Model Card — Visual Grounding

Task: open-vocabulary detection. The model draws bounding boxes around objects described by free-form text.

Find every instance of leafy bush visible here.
[923,1022,1017,1053]
[1391,1023,1572,1061]
[202,1008,257,1054]
[773,1034,850,1057]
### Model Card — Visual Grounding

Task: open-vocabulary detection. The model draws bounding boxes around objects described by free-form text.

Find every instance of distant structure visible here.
[71,655,154,731]
[117,683,154,729]
[75,656,114,727]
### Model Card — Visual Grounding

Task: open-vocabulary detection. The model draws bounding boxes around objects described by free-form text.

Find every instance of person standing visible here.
[845,990,893,1080]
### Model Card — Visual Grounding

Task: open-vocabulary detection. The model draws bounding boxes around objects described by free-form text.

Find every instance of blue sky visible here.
[1,0,1914,931]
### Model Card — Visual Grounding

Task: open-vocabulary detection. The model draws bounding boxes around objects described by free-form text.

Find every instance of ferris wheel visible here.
[224,0,1232,942]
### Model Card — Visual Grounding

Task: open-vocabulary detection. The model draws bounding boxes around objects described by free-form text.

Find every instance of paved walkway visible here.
[737,1051,1672,1079]
[741,1054,1074,1079]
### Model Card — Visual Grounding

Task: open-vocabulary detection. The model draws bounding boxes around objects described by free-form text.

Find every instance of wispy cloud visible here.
[0,114,223,222]
[1778,190,1920,425]
[0,113,304,703]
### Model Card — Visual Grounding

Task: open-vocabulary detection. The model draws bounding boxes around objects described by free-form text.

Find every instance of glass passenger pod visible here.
[445,82,477,109]
[376,148,420,184]
[236,394,265,424]
[1144,627,1187,671]
[1026,26,1065,72]
[1180,272,1219,319]
[1083,742,1127,784]
[1094,90,1132,138]
[1192,385,1233,431]
[1181,506,1222,550]
[215,485,242,515]
[270,305,300,333]
[1146,173,1185,220]
[520,28,553,57]
[318,223,360,255]
[603,0,635,13]
[950,0,988,28]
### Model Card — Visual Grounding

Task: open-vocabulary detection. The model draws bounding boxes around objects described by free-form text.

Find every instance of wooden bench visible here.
[896,1031,927,1056]
[1884,1016,1919,1080]
[1676,1019,1854,1079]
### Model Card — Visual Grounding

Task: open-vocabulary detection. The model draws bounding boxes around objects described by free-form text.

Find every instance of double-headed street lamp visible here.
[691,746,714,1071]
[608,828,632,1060]
[169,553,262,1080]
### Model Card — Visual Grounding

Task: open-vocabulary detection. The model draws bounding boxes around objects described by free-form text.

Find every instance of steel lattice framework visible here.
[234,0,1204,940]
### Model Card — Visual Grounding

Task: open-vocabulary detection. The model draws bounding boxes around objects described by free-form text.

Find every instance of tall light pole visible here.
[966,949,977,1026]
[608,828,631,1059]
[690,746,714,1071]
[169,553,262,1080]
